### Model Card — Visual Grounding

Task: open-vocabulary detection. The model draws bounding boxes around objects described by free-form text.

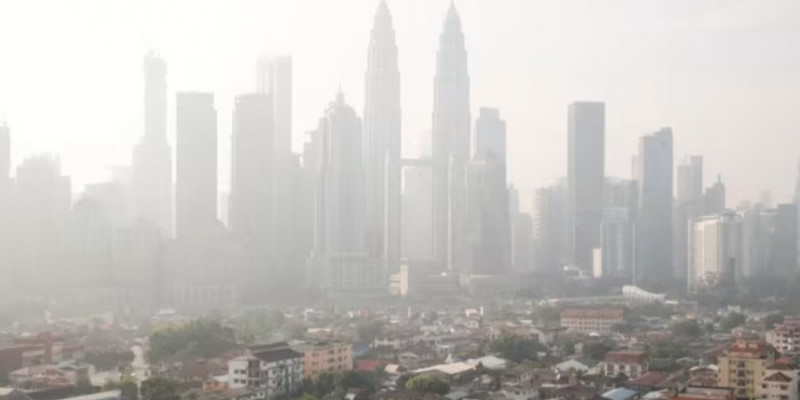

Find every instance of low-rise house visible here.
[604,351,649,379]
[292,341,353,380]
[670,386,733,400]
[561,308,624,335]
[766,317,800,354]
[228,342,303,398]
[761,359,799,400]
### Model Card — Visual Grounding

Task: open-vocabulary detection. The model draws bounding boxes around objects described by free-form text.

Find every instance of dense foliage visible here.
[491,334,544,363]
[405,375,451,395]
[148,320,236,363]
[141,376,179,400]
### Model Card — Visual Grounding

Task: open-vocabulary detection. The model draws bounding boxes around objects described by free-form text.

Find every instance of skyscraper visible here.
[132,54,173,237]
[688,212,743,293]
[635,128,673,287]
[13,156,72,293]
[704,175,726,215]
[533,182,567,275]
[674,155,703,283]
[256,55,292,155]
[230,93,274,263]
[432,3,471,270]
[175,92,218,238]
[0,123,9,181]
[313,92,383,296]
[364,0,402,272]
[402,165,434,262]
[567,102,605,273]
[464,108,511,274]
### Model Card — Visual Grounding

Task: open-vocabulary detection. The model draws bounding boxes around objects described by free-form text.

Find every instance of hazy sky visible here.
[1,0,799,210]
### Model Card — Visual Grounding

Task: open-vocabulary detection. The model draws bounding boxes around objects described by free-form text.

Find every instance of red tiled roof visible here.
[605,351,648,364]
[356,359,379,371]
[630,371,670,386]
[726,340,769,355]
[764,372,793,383]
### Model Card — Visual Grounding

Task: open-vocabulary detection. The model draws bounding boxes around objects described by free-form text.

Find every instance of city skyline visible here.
[1,0,800,208]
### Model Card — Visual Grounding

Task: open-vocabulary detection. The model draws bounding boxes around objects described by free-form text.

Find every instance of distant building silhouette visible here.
[674,155,703,284]
[463,108,511,274]
[311,92,384,297]
[688,212,743,293]
[533,181,567,275]
[567,102,605,274]
[432,3,471,271]
[634,128,673,287]
[704,175,726,215]
[364,0,402,274]
[132,54,173,238]
[175,92,219,238]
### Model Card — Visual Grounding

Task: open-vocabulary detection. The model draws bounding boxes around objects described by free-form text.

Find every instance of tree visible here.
[140,376,179,400]
[582,341,613,360]
[86,349,135,371]
[649,341,688,360]
[491,334,544,363]
[670,320,702,338]
[104,375,138,400]
[148,320,236,363]
[405,375,450,395]
[721,312,747,331]
[356,320,385,343]
[76,377,96,395]
[337,370,375,391]
[764,314,784,330]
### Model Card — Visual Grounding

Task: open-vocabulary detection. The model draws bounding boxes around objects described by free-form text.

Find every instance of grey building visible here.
[463,108,511,274]
[634,128,673,287]
[312,92,383,296]
[674,155,703,284]
[432,3,471,271]
[175,92,219,238]
[567,102,605,273]
[132,54,173,237]
[364,0,402,273]
[533,182,567,275]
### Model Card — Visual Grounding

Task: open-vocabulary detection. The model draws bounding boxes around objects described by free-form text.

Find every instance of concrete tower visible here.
[132,54,173,237]
[432,2,471,270]
[364,0,402,273]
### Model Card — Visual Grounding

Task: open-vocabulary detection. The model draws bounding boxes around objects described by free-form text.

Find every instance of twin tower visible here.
[310,1,473,296]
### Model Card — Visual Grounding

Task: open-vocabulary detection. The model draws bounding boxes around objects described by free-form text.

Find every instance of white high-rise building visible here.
[364,0,402,273]
[688,212,743,293]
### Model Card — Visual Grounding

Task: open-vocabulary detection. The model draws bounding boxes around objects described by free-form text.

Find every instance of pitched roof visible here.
[764,372,793,383]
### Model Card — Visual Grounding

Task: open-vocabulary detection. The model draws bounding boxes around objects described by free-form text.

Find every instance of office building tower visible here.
[312,92,383,296]
[635,128,673,287]
[0,124,11,293]
[13,156,72,292]
[256,56,292,155]
[533,182,567,274]
[0,123,9,181]
[598,178,637,279]
[432,3,471,271]
[674,155,704,283]
[230,93,274,256]
[364,0,402,272]
[704,175,726,215]
[512,213,534,273]
[402,165,434,262]
[132,54,173,237]
[175,92,219,238]
[688,212,743,293]
[464,108,511,274]
[567,102,605,273]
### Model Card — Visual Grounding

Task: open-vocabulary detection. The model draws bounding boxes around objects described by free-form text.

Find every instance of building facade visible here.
[294,342,353,380]
[688,212,743,293]
[560,308,624,335]
[717,341,776,400]
[567,102,605,273]
[635,128,673,287]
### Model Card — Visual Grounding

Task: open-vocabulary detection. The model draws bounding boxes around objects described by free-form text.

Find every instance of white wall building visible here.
[688,212,743,293]
[228,345,304,398]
